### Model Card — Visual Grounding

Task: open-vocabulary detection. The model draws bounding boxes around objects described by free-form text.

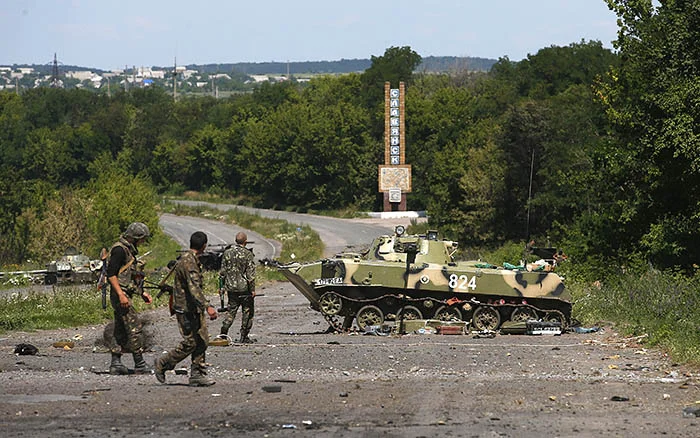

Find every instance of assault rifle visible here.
[96,249,154,309]
[96,248,109,309]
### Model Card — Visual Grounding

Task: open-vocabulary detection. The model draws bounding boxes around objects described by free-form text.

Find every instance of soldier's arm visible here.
[187,265,211,311]
[107,247,130,308]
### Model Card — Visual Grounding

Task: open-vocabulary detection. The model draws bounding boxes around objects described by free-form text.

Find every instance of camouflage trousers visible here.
[220,292,254,336]
[159,311,209,371]
[110,291,144,354]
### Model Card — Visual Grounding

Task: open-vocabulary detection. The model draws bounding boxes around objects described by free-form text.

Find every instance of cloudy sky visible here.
[1,0,619,70]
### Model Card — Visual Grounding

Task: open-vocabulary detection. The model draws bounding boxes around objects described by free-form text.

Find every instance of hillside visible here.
[8,56,497,75]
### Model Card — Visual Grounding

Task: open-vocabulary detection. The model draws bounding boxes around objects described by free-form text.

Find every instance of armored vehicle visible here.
[278,226,571,332]
[44,247,103,285]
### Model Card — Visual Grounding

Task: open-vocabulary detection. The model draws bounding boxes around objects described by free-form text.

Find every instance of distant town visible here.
[0,55,497,95]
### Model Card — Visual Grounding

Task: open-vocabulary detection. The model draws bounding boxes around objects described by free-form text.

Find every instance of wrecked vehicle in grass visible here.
[44,247,103,285]
[278,226,571,332]
[1,247,103,286]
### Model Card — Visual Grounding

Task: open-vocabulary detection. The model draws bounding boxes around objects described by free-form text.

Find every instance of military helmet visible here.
[123,222,150,240]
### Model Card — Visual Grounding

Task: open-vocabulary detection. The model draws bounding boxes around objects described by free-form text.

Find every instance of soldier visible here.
[106,222,152,375]
[219,231,256,343]
[154,231,218,386]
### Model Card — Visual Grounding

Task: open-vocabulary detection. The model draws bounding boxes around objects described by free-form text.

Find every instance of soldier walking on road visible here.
[219,231,256,343]
[106,222,153,375]
[155,231,218,386]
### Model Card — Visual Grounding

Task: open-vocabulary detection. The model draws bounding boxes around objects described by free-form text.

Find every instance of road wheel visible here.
[356,305,384,331]
[396,305,423,321]
[510,306,538,323]
[319,292,343,316]
[434,305,462,322]
[472,306,501,331]
[544,311,566,327]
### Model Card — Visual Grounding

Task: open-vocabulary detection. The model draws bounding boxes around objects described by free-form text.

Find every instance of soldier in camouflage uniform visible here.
[154,231,218,386]
[219,231,256,343]
[106,222,153,375]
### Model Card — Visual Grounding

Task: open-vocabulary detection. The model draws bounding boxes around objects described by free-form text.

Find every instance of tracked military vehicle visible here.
[278,226,571,332]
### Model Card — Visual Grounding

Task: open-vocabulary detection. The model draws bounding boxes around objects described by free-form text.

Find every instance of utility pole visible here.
[50,52,62,88]
[107,76,111,98]
[172,57,177,100]
[124,65,129,91]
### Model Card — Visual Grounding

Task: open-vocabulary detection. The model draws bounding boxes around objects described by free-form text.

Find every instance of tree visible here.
[361,46,422,111]
[597,0,700,269]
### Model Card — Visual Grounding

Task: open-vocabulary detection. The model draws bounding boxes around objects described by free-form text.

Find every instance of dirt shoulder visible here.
[1,280,699,437]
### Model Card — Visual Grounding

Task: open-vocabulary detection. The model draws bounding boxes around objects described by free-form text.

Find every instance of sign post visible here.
[379,81,411,211]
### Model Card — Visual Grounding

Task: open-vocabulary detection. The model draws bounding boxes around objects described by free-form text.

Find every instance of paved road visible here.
[168,200,417,257]
[158,213,280,262]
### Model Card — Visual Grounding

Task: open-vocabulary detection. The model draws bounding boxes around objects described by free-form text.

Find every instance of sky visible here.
[1,0,620,70]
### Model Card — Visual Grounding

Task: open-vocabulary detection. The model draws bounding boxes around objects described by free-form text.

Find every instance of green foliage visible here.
[361,46,422,106]
[26,189,96,261]
[0,288,111,333]
[85,164,159,251]
[570,269,700,363]
[594,0,700,270]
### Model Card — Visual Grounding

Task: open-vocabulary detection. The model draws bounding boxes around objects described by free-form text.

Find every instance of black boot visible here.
[133,352,152,374]
[154,356,170,383]
[189,364,215,387]
[238,331,256,344]
[109,353,128,375]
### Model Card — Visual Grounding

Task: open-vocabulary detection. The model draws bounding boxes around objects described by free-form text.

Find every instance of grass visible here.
[568,269,700,364]
[0,287,112,333]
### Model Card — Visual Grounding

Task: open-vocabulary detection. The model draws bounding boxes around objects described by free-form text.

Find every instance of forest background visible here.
[1,1,699,360]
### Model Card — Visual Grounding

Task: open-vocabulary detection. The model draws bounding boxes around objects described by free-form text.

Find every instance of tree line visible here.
[1,1,699,282]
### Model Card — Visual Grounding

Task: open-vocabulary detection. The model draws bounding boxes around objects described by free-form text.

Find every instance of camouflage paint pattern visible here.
[279,229,571,327]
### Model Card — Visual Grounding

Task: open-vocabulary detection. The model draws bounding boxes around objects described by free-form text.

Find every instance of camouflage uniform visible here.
[156,250,212,380]
[108,238,145,355]
[219,243,256,342]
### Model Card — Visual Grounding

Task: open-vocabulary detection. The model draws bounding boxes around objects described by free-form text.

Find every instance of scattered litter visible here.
[273,379,297,383]
[339,392,349,397]
[72,334,83,341]
[610,396,629,402]
[362,325,392,336]
[573,326,600,334]
[209,334,232,347]
[473,330,496,339]
[81,388,110,396]
[52,340,75,349]
[549,395,557,401]
[438,325,464,335]
[302,420,313,426]
[415,327,437,335]
[526,320,562,335]
[683,406,700,418]
[663,394,671,400]
[262,385,282,393]
[281,424,297,429]
[14,343,38,356]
